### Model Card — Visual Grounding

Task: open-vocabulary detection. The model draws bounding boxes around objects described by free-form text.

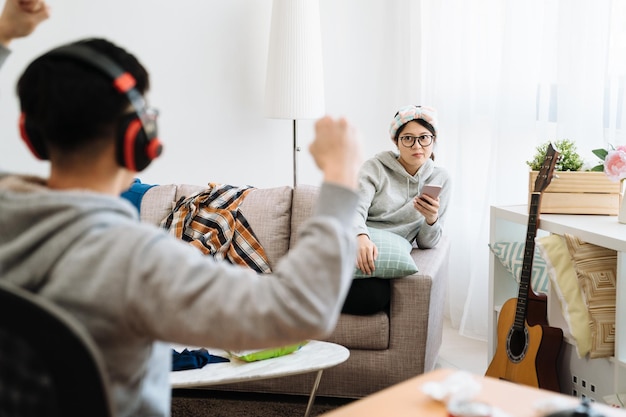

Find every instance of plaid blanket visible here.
[161,183,272,274]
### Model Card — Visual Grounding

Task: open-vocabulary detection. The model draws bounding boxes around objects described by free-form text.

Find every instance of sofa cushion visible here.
[354,228,418,278]
[141,184,213,226]
[325,312,389,350]
[290,185,319,245]
[175,184,210,201]
[140,184,178,225]
[239,187,292,269]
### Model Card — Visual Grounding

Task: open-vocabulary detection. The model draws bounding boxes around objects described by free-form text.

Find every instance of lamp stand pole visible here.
[292,119,299,188]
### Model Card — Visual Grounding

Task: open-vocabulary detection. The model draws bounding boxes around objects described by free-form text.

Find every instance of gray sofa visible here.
[140,182,450,399]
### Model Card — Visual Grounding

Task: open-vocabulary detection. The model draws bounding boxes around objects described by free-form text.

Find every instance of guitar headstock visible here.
[533,142,560,193]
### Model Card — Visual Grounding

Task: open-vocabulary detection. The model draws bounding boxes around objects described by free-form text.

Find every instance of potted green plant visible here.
[526,139,584,172]
[526,139,620,215]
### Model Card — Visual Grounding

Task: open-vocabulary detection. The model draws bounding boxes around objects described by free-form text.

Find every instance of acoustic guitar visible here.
[485,143,563,392]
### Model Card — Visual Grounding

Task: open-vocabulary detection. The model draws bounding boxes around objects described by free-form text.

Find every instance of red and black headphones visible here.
[19,43,163,172]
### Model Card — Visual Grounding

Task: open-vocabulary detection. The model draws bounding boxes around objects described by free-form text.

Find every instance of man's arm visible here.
[0,43,8,69]
[123,117,365,349]
[309,116,362,190]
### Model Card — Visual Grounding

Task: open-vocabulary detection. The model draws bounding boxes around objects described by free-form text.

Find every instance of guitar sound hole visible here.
[506,327,528,363]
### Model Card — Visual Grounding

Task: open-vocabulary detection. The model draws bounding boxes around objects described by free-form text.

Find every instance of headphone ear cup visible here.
[116,113,161,172]
[19,113,49,160]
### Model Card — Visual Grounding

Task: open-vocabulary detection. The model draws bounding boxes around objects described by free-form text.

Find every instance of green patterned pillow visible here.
[354,228,418,279]
[488,241,549,295]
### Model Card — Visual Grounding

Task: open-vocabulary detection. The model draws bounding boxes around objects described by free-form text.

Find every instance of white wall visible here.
[0,0,417,188]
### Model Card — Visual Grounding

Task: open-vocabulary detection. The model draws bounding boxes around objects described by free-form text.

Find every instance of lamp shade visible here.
[264,0,325,120]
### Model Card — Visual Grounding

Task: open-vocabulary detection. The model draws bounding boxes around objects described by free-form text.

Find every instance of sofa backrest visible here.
[239,186,292,269]
[139,184,179,226]
[289,185,320,246]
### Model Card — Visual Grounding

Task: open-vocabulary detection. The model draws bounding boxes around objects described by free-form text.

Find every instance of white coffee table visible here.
[170,340,349,417]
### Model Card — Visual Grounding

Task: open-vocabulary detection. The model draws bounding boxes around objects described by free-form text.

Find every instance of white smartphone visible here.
[420,184,442,199]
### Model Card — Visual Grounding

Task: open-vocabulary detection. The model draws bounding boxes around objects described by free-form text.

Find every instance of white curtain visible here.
[401,0,626,340]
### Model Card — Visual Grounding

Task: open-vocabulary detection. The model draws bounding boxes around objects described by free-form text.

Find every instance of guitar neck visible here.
[513,192,542,330]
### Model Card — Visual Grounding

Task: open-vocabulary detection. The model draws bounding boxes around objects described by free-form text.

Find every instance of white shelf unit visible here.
[488,205,626,399]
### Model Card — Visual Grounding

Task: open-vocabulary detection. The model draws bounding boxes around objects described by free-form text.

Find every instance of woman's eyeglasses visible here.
[399,134,434,148]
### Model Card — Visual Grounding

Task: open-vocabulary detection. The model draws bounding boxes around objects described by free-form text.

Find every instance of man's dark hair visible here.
[17,38,150,157]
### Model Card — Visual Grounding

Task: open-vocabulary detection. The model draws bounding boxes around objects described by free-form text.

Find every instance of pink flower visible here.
[604,146,626,182]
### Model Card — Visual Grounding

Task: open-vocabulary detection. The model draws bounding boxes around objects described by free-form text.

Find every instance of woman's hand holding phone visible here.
[414,184,441,225]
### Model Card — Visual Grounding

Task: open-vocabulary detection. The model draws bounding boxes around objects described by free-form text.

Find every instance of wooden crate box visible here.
[529,171,621,215]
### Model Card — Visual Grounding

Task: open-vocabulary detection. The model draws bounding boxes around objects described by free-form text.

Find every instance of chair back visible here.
[0,281,114,417]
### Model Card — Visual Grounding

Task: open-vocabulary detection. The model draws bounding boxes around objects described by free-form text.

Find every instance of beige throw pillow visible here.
[564,233,617,359]
[536,235,592,357]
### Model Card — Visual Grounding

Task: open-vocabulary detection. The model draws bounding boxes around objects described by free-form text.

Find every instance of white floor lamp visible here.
[264,0,325,188]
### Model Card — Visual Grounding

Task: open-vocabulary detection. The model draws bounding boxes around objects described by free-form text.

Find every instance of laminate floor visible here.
[436,317,489,375]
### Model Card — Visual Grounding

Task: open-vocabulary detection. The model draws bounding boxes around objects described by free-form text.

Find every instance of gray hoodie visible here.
[355,151,451,248]
[0,173,358,417]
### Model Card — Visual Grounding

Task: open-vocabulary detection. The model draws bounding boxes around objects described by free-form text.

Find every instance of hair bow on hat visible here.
[389,105,438,142]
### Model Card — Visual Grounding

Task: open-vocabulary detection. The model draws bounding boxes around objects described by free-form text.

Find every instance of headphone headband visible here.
[46,45,159,146]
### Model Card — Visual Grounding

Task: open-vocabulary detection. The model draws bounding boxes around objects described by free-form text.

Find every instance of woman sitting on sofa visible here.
[343,104,451,315]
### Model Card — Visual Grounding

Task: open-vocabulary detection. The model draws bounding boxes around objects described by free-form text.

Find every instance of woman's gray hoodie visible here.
[355,151,451,248]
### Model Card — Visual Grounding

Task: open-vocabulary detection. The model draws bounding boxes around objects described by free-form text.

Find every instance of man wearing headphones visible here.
[0,0,50,68]
[0,38,362,417]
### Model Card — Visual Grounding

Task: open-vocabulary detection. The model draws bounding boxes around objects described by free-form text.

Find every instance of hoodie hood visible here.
[373,151,435,199]
[374,151,435,177]
[0,174,137,291]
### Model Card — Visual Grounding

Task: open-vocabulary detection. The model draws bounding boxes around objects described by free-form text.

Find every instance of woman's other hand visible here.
[356,233,378,275]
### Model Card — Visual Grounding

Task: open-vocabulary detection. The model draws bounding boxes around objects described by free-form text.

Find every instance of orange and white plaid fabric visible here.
[161,183,271,274]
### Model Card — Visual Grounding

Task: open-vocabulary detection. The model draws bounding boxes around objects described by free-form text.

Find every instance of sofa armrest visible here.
[389,235,450,372]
